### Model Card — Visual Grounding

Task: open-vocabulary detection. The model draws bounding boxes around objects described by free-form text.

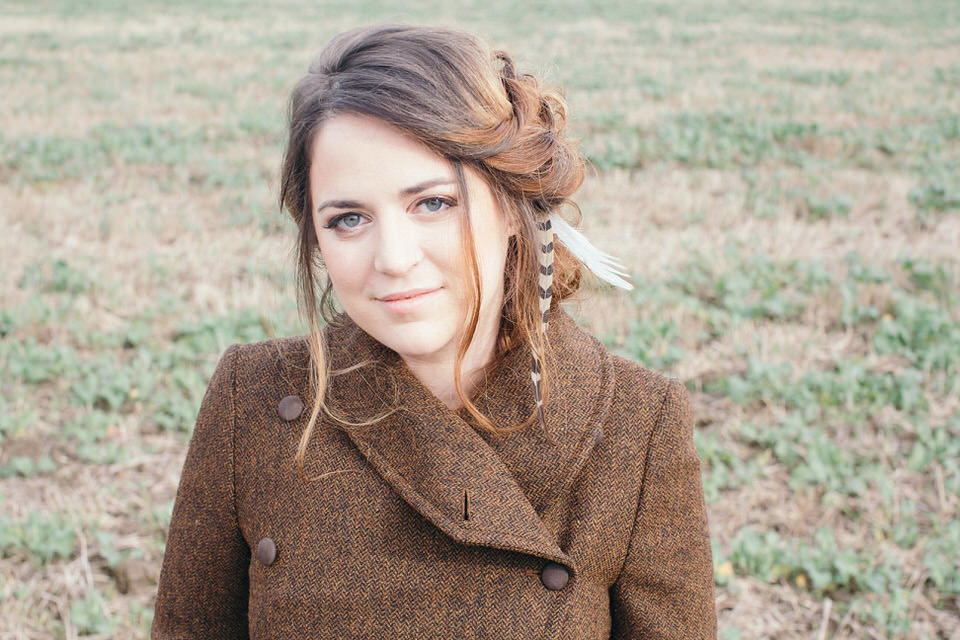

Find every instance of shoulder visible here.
[227,335,310,382]
[608,352,692,437]
[571,323,690,455]
[550,308,683,419]
[608,352,685,411]
[210,336,312,414]
[548,309,690,445]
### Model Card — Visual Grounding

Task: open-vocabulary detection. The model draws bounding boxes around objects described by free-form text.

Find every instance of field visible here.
[1,0,959,637]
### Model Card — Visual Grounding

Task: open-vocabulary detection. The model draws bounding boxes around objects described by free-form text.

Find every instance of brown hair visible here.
[279,25,585,475]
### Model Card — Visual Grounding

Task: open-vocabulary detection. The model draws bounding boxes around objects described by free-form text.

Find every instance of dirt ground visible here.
[1,1,958,638]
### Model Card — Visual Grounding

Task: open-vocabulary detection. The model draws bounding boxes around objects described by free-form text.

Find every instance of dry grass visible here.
[2,1,959,638]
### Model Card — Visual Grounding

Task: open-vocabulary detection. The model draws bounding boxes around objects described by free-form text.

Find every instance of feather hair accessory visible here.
[548,212,633,291]
[530,208,632,429]
[530,210,554,429]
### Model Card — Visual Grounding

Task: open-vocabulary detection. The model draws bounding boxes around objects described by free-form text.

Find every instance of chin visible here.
[386,335,456,362]
[359,319,455,362]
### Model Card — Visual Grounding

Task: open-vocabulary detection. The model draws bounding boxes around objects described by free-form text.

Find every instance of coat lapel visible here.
[321,310,613,568]
[465,310,615,527]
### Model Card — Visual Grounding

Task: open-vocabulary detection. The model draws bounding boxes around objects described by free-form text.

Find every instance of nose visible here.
[373,215,423,276]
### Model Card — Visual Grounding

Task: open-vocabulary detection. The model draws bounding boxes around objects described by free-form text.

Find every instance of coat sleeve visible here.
[610,378,716,639]
[152,344,251,639]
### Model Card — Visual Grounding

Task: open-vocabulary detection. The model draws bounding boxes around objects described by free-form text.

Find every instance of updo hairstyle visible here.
[279,25,586,473]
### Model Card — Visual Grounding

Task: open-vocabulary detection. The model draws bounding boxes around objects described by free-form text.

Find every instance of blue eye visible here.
[327,213,363,229]
[420,197,451,213]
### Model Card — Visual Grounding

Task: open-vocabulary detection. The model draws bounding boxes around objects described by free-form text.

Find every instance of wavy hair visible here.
[279,25,585,476]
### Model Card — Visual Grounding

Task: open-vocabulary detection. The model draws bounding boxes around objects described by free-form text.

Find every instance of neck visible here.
[400,325,499,410]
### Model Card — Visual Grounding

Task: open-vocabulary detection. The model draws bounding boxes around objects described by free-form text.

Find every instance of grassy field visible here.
[1,0,959,637]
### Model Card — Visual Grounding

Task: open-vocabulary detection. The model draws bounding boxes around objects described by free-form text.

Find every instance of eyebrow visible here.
[316,177,456,213]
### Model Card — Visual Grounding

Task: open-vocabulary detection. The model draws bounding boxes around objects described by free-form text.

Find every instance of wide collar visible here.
[320,309,615,568]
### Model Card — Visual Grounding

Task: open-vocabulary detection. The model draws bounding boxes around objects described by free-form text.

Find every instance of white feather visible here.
[549,212,633,290]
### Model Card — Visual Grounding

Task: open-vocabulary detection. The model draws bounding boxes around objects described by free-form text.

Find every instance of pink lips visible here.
[376,287,441,313]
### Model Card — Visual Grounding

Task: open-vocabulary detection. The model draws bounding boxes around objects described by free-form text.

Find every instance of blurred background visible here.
[1,1,958,637]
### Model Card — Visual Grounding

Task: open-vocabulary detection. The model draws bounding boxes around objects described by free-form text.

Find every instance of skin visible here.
[309,114,513,408]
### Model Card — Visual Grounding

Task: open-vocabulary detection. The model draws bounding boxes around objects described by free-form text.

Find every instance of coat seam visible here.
[541,339,616,514]
[611,375,672,586]
[227,344,241,533]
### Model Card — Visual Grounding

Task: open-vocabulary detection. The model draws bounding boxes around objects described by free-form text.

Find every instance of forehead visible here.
[308,114,452,196]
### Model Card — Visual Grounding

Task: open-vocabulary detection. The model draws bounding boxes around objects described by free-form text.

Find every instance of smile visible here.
[376,288,442,313]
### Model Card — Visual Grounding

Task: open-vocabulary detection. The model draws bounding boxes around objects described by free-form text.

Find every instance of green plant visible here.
[0,455,56,478]
[901,257,956,307]
[909,183,960,213]
[922,519,960,599]
[92,530,131,569]
[0,398,37,444]
[695,431,762,501]
[795,191,854,220]
[873,293,960,390]
[0,511,75,565]
[721,525,906,598]
[622,315,685,371]
[2,339,79,384]
[70,589,116,635]
[69,355,135,411]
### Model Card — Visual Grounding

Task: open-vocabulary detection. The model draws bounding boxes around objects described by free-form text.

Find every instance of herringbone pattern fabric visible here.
[152,310,716,639]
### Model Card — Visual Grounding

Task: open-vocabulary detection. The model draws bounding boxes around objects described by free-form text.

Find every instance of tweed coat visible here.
[152,309,716,639]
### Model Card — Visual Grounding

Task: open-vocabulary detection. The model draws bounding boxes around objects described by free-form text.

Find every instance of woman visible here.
[153,25,715,639]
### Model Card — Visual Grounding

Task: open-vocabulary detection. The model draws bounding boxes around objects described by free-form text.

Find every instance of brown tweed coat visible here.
[152,310,716,639]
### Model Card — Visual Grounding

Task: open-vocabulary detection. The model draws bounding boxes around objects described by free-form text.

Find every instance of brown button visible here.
[256,537,277,566]
[540,562,569,590]
[278,395,304,421]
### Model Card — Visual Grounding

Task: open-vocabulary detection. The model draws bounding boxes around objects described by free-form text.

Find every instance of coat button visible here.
[256,537,277,566]
[278,395,304,421]
[540,562,569,590]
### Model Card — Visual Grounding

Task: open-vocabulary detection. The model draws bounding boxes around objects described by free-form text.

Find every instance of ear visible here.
[497,198,521,238]
[505,210,518,237]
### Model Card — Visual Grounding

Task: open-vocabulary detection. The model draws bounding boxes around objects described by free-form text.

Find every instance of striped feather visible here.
[532,210,554,429]
[528,208,632,430]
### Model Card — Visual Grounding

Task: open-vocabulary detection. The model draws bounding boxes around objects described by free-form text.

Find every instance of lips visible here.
[377,288,440,302]
[376,287,442,313]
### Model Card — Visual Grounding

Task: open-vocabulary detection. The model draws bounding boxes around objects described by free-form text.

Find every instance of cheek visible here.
[474,224,511,279]
[421,227,465,279]
[318,242,365,295]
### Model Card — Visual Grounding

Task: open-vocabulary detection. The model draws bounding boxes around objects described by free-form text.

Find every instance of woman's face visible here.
[309,114,512,370]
